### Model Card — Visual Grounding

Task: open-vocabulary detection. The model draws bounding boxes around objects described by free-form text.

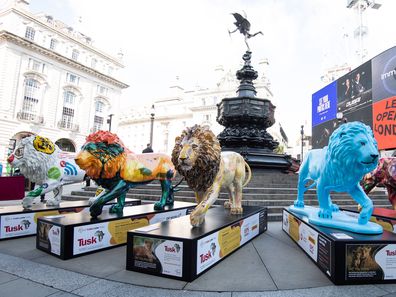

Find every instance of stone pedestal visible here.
[217,51,293,170]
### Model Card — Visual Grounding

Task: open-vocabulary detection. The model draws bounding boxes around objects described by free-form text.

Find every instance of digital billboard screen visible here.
[373,96,396,150]
[372,46,396,102]
[312,81,337,127]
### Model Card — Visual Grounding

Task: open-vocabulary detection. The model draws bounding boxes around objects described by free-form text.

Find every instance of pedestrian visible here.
[142,143,153,153]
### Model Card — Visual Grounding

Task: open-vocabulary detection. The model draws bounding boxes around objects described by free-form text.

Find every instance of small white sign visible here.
[331,233,353,240]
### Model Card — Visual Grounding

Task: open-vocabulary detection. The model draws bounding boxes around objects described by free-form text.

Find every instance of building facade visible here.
[0,0,128,171]
[118,60,289,155]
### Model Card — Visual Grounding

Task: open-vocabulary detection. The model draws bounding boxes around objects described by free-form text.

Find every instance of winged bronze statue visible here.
[229,12,263,51]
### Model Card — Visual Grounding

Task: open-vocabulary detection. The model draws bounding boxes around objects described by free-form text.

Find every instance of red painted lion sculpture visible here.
[362,157,396,209]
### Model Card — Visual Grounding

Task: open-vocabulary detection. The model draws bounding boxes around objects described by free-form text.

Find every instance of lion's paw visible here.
[109,204,124,213]
[318,208,332,219]
[294,199,305,208]
[330,203,339,212]
[154,202,165,210]
[190,213,205,227]
[224,201,232,209]
[46,198,60,206]
[22,197,34,209]
[230,207,243,214]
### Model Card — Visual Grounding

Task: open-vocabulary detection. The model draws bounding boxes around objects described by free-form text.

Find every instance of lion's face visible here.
[328,122,379,177]
[7,135,57,182]
[174,135,201,172]
[354,131,379,173]
[75,141,124,180]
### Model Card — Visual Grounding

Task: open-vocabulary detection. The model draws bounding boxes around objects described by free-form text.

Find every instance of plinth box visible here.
[0,198,140,240]
[342,208,396,234]
[283,208,396,285]
[36,202,196,260]
[126,206,268,281]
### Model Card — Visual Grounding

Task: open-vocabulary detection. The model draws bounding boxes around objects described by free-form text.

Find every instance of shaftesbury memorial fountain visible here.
[217,13,293,170]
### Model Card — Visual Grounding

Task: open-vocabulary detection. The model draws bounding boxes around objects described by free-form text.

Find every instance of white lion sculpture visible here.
[7,135,87,208]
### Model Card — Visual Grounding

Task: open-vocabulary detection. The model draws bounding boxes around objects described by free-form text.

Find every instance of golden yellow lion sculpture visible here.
[172,125,251,227]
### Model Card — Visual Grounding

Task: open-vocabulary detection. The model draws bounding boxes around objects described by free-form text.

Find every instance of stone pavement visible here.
[2,222,396,297]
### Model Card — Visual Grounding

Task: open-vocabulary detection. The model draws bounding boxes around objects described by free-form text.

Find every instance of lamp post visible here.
[149,104,155,147]
[300,125,304,162]
[107,114,114,132]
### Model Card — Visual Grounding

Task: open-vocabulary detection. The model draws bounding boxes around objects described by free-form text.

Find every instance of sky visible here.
[29,0,396,144]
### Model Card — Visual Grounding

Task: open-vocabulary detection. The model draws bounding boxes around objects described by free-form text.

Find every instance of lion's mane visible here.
[76,131,126,180]
[324,122,378,185]
[171,125,221,192]
[13,136,58,183]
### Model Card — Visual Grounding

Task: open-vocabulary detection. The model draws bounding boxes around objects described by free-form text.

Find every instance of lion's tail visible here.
[242,161,252,188]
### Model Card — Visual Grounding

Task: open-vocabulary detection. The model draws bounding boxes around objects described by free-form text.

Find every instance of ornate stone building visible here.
[118,60,288,154]
[0,0,128,170]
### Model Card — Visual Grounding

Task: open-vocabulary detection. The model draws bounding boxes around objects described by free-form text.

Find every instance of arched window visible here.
[21,79,40,120]
[60,91,76,129]
[25,27,35,41]
[92,100,107,132]
[95,101,104,113]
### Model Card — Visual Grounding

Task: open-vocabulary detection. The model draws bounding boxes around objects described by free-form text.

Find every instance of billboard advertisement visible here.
[337,61,372,115]
[312,81,337,127]
[372,47,396,102]
[312,46,396,151]
[373,97,396,150]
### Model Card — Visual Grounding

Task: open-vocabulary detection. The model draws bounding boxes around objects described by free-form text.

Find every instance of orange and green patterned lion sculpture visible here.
[75,131,175,218]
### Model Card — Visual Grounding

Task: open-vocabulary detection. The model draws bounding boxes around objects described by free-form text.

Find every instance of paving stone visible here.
[0,236,47,259]
[106,269,187,290]
[185,242,276,292]
[0,278,58,297]
[74,279,231,297]
[233,285,388,297]
[48,291,82,297]
[34,245,126,278]
[252,232,332,289]
[0,252,97,291]
[0,270,19,284]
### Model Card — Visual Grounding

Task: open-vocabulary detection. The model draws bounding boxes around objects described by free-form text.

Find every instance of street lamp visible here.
[149,104,155,147]
[107,114,114,132]
[300,125,304,162]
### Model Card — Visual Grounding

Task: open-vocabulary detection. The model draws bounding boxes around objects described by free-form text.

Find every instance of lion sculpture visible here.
[294,121,379,225]
[362,157,396,209]
[7,135,87,208]
[172,125,252,227]
[75,130,176,217]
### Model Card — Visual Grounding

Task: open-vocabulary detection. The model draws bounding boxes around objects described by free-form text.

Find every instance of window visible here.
[29,58,45,73]
[63,91,76,105]
[203,114,211,121]
[91,58,97,69]
[95,101,104,113]
[93,115,104,131]
[97,85,108,96]
[50,38,58,50]
[66,73,79,85]
[61,107,75,129]
[71,49,79,61]
[202,98,206,106]
[21,79,40,119]
[108,66,113,75]
[25,27,35,41]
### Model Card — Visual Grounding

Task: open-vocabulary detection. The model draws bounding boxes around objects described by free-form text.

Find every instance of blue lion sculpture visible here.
[294,121,379,226]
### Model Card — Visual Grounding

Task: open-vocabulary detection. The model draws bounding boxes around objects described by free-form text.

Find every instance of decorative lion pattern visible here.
[172,125,252,227]
[7,135,87,208]
[362,157,396,209]
[75,130,176,217]
[294,122,379,225]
